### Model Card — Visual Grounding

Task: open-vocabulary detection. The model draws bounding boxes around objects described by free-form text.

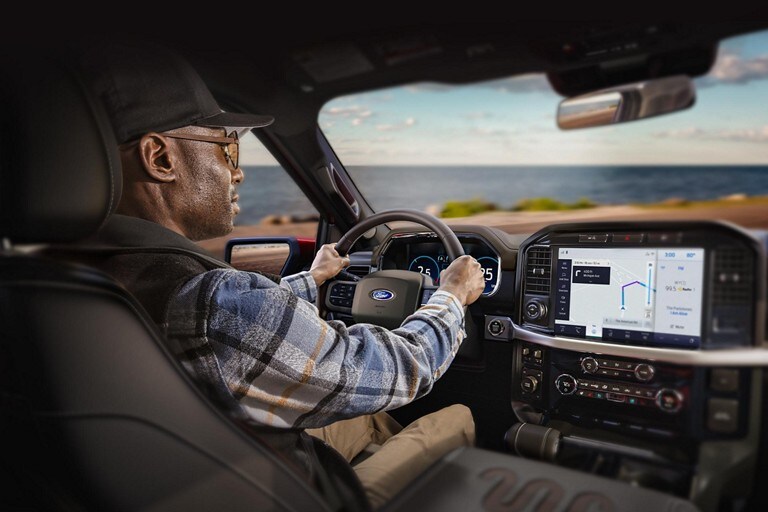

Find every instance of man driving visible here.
[70,41,485,508]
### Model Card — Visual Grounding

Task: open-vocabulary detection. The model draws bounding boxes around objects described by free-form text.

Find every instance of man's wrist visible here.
[310,268,326,287]
[309,269,321,286]
[436,286,466,306]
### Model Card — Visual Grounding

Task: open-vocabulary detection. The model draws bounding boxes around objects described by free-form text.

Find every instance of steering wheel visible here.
[320,209,465,328]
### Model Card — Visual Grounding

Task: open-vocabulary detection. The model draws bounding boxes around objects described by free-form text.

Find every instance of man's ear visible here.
[137,133,176,183]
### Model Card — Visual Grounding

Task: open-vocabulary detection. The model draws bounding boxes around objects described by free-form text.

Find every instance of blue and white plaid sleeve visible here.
[279,270,317,303]
[166,268,465,429]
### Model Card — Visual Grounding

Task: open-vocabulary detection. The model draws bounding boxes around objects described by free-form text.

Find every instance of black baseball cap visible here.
[75,40,274,144]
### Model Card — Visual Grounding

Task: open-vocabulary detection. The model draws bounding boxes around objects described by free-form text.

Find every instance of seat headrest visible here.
[0,52,121,244]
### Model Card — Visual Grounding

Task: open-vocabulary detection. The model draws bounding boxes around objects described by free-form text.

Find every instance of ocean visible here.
[234,165,768,225]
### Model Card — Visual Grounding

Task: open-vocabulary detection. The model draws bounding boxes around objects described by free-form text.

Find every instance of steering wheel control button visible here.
[707,398,739,433]
[488,319,505,336]
[634,364,656,382]
[581,357,599,374]
[656,389,684,413]
[555,374,577,395]
[329,283,357,308]
[521,375,539,394]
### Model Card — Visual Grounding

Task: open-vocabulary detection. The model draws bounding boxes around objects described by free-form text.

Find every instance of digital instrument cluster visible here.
[380,234,501,296]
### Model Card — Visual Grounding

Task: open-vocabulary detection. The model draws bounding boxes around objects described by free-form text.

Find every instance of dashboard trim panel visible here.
[515,323,768,366]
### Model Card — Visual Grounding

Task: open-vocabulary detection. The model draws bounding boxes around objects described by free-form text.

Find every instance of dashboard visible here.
[367,220,766,510]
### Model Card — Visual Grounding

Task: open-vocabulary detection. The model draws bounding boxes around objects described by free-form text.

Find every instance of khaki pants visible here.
[306,404,475,509]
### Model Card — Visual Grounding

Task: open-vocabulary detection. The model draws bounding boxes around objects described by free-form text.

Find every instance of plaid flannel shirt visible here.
[166,268,466,429]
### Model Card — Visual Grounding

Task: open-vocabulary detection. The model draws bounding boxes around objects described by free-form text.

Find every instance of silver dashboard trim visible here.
[514,324,768,366]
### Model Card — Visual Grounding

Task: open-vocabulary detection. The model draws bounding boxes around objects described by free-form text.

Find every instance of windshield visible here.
[319,29,768,233]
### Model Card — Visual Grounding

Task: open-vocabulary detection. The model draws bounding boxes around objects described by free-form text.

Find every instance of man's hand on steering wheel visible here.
[310,243,351,287]
[438,255,486,307]
[319,209,482,328]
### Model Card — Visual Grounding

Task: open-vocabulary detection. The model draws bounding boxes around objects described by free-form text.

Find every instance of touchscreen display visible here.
[554,247,705,348]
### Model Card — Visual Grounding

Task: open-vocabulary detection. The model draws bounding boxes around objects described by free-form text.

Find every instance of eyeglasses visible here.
[161,130,240,169]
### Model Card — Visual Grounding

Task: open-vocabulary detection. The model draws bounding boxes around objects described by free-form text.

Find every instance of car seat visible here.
[0,50,367,512]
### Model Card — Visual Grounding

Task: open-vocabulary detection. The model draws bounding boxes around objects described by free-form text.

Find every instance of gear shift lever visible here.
[504,422,562,462]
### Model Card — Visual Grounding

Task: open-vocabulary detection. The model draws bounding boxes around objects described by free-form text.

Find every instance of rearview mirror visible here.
[557,75,695,130]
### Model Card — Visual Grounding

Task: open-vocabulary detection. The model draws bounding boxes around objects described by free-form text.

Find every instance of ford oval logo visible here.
[370,289,396,301]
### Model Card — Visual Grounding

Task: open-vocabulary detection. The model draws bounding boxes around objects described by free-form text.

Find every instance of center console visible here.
[486,221,765,509]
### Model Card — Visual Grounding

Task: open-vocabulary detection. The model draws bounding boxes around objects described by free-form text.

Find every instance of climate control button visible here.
[555,374,577,395]
[656,388,684,413]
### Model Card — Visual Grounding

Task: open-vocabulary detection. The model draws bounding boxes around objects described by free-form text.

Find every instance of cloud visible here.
[653,125,768,142]
[480,74,553,93]
[320,105,374,126]
[404,74,553,95]
[321,105,374,119]
[375,117,417,131]
[696,49,768,87]
[405,83,454,93]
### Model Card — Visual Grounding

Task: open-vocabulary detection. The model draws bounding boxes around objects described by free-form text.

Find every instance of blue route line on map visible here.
[621,279,656,310]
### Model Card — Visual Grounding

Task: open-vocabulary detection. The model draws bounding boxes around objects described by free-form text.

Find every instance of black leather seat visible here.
[0,51,366,512]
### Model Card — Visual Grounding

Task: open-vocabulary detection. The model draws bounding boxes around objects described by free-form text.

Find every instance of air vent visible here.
[346,265,371,278]
[525,246,552,296]
[712,247,753,305]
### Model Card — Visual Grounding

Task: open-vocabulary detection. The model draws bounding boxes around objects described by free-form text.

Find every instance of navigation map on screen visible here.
[554,247,704,348]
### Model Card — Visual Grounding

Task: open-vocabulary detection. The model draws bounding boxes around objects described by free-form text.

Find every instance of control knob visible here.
[581,357,599,374]
[521,375,539,394]
[525,300,548,321]
[656,388,684,413]
[634,363,655,382]
[555,374,577,395]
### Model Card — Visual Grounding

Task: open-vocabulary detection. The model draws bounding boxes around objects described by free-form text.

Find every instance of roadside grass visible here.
[439,194,768,218]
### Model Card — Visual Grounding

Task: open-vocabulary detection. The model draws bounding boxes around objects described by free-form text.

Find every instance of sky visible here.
[242,28,768,166]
